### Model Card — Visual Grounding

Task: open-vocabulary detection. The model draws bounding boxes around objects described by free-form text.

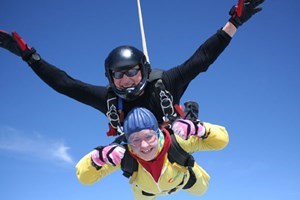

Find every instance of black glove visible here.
[184,101,199,121]
[0,30,37,62]
[229,0,265,28]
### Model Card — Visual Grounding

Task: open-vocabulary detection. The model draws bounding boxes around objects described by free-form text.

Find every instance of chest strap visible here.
[106,90,124,136]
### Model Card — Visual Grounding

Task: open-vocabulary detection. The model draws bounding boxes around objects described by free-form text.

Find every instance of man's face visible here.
[112,65,142,90]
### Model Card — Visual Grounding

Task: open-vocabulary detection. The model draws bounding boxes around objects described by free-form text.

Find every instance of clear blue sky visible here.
[1,0,299,199]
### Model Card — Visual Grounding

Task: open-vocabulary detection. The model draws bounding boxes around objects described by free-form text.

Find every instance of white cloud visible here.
[0,126,74,165]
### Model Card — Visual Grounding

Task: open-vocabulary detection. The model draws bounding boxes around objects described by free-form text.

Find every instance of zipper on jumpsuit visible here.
[140,164,168,194]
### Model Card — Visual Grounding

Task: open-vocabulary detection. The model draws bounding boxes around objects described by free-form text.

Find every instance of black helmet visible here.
[105,45,151,100]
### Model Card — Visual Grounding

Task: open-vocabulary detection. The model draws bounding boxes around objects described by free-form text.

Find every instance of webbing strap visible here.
[167,130,195,167]
[106,88,124,136]
[121,145,138,178]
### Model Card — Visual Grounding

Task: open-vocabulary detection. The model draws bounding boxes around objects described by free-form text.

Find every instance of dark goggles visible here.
[112,67,140,79]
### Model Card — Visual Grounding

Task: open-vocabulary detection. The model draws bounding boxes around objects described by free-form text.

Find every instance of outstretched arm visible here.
[163,0,265,102]
[76,144,125,185]
[0,31,108,113]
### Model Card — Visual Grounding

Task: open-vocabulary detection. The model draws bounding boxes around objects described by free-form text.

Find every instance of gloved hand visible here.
[183,100,199,121]
[229,0,265,28]
[0,30,37,62]
[91,144,126,167]
[172,119,206,140]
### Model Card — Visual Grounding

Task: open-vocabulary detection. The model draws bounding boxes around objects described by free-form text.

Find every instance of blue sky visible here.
[1,0,300,199]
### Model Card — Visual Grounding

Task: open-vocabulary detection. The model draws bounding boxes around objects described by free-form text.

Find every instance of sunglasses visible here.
[112,67,140,79]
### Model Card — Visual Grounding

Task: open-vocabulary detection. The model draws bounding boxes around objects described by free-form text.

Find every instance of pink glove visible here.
[91,144,125,167]
[172,119,205,140]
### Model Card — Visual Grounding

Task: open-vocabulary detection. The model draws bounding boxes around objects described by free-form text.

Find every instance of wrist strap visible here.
[91,157,102,170]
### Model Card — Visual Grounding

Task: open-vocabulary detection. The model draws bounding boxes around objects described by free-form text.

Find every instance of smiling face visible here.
[112,65,142,91]
[128,129,159,161]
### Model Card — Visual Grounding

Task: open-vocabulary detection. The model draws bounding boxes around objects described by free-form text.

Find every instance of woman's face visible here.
[128,129,159,161]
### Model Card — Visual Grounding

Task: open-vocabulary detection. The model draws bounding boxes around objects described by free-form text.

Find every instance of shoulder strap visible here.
[148,68,164,82]
[121,145,138,178]
[167,129,195,167]
[106,87,124,136]
[155,79,176,121]
[149,69,178,122]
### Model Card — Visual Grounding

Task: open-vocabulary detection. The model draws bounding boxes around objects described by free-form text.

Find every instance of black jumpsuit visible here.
[29,30,231,124]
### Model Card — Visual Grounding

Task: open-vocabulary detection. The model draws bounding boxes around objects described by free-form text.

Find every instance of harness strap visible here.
[173,104,185,118]
[182,167,196,189]
[167,129,195,167]
[106,69,185,136]
[106,89,124,136]
[149,69,180,122]
[106,124,117,136]
[121,145,138,178]
[154,79,177,122]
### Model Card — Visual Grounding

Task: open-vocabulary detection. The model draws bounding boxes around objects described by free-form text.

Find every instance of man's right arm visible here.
[0,30,108,113]
[29,59,108,112]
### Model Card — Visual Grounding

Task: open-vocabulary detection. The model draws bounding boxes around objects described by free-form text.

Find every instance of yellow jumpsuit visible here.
[76,122,229,199]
